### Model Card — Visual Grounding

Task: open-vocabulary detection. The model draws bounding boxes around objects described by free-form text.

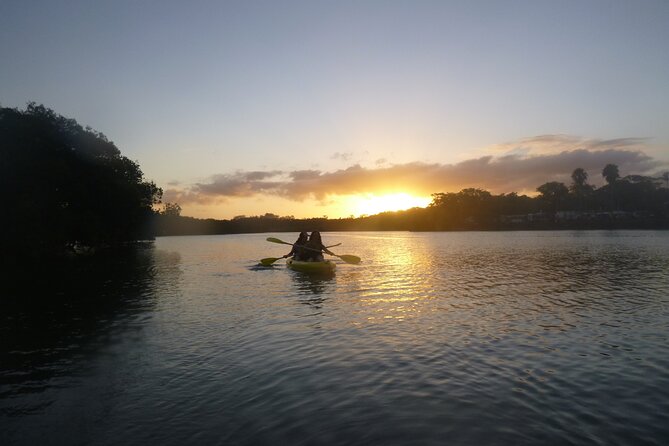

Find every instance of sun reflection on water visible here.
[352,233,441,324]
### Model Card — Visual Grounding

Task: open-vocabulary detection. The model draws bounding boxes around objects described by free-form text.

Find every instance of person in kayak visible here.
[283,232,309,260]
[302,231,335,262]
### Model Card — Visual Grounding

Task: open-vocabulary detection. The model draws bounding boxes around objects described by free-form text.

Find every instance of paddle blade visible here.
[260,257,281,266]
[337,254,361,264]
[266,237,290,245]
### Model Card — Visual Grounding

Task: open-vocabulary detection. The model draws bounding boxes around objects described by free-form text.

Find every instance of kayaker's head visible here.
[297,232,309,244]
[309,231,322,244]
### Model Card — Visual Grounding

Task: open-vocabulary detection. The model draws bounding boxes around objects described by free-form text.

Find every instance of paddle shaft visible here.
[260,243,342,266]
[268,238,332,254]
[266,237,360,264]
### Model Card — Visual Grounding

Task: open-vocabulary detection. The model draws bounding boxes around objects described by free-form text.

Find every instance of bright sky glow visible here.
[346,194,433,217]
[1,1,668,218]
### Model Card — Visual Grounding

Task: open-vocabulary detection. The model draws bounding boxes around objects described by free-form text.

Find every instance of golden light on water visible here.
[357,235,436,323]
[345,193,432,217]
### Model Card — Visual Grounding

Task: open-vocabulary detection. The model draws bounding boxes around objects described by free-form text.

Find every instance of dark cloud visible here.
[244,170,282,181]
[170,145,666,204]
[289,170,321,180]
[589,137,650,150]
[163,188,218,205]
[491,134,650,155]
[331,152,353,161]
[195,172,284,197]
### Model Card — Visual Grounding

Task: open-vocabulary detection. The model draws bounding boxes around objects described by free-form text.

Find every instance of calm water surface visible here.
[2,231,669,445]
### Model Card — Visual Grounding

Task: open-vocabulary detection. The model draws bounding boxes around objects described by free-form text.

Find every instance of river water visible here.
[2,231,669,445]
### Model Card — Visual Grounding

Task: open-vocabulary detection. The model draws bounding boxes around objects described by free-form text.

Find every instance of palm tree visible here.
[570,168,591,210]
[602,164,620,185]
[602,164,620,211]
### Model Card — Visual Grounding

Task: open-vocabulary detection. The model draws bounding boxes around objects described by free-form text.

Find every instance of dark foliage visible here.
[1,104,162,257]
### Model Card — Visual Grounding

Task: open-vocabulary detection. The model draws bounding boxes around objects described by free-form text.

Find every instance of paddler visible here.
[283,232,309,260]
[302,231,335,262]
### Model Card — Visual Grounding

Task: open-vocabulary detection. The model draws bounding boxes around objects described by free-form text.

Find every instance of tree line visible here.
[157,164,669,235]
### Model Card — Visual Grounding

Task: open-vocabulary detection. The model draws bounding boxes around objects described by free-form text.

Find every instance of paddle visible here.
[259,242,343,266]
[259,257,283,266]
[265,237,361,264]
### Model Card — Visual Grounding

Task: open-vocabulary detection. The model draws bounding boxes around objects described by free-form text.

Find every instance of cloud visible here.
[163,188,218,205]
[244,170,282,181]
[196,172,285,197]
[169,137,667,204]
[489,134,651,156]
[289,170,321,181]
[331,151,354,162]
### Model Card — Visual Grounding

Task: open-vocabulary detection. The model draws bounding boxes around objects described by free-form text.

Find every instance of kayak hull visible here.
[286,258,336,274]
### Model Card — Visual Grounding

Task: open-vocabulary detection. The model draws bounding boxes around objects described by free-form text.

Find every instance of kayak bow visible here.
[286,258,336,274]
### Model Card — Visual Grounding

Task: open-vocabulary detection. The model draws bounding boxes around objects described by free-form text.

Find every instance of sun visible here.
[347,193,432,217]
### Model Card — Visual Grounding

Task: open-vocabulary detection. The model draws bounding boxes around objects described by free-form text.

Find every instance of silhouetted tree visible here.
[537,182,569,220]
[571,168,588,188]
[614,175,667,214]
[1,103,162,257]
[428,188,493,228]
[602,164,620,185]
[569,168,594,210]
[161,202,182,217]
[494,192,538,216]
[600,164,620,210]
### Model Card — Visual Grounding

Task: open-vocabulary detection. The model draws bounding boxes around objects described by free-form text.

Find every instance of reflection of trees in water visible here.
[0,243,181,414]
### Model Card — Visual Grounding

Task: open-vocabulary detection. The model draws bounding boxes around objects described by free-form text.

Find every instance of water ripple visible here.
[2,232,669,445]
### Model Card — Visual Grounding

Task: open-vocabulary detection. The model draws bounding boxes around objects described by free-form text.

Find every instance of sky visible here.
[2,0,668,219]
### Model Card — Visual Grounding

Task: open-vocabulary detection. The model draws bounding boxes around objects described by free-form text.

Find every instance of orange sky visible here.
[164,136,667,219]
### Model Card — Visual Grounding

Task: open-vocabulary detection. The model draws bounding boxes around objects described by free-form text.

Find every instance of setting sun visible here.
[347,193,432,217]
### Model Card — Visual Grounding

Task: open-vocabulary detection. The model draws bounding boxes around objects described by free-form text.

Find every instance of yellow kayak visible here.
[286,258,336,274]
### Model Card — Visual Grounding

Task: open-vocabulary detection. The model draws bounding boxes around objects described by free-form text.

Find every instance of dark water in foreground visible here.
[2,231,669,445]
